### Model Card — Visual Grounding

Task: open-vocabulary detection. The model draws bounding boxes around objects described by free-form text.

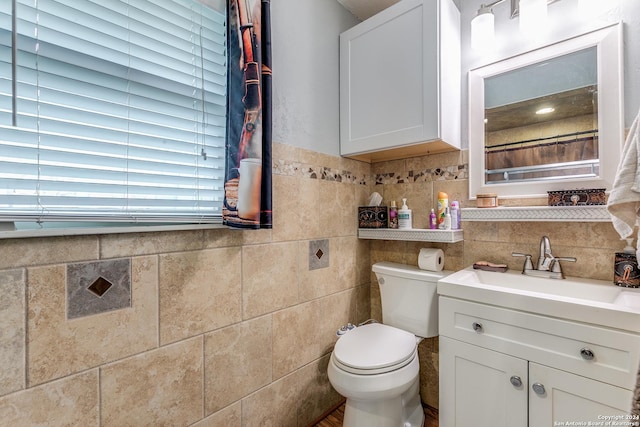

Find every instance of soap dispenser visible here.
[398,198,412,229]
[614,238,640,288]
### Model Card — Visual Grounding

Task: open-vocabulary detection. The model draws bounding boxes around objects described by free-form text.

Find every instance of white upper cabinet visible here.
[339,0,460,162]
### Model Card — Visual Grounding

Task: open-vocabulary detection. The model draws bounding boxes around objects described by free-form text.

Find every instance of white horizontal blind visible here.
[0,0,226,223]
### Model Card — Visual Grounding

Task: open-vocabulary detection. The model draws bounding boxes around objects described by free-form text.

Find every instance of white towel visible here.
[634,364,640,415]
[607,109,640,259]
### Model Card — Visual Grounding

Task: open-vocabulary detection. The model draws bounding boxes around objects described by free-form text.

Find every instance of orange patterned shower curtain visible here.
[223,0,272,229]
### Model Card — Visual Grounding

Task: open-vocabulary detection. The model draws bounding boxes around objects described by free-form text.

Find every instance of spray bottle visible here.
[450,201,460,230]
[437,192,448,229]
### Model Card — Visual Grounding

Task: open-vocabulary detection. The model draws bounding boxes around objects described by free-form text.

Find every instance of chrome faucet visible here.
[512,236,577,279]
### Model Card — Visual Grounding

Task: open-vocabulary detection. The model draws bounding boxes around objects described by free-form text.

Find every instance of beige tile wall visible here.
[0,143,626,425]
[0,142,371,427]
[370,149,627,409]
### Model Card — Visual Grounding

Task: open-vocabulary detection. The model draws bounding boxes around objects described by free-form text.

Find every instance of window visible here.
[0,0,227,231]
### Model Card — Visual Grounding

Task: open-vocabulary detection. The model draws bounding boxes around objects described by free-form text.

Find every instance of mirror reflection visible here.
[484,47,599,184]
[469,23,623,200]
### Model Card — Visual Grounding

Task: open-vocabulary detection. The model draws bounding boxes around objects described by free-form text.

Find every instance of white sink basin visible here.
[448,268,625,303]
[437,266,640,333]
[614,290,640,310]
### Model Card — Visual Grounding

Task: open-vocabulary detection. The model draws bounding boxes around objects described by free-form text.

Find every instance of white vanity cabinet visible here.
[440,337,528,426]
[439,297,638,427]
[339,0,460,162]
[528,363,633,427]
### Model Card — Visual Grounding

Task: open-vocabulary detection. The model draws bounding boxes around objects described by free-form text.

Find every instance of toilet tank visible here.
[372,261,451,338]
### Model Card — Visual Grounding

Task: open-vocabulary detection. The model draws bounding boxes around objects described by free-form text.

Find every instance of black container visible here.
[358,206,388,229]
[614,252,640,288]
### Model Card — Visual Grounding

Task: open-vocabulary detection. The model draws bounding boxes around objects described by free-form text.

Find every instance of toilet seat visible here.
[333,323,417,375]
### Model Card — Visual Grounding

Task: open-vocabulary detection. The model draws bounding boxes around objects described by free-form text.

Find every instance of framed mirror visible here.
[469,23,623,200]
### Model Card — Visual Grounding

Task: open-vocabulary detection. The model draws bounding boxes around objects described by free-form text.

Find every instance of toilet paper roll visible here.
[418,248,444,271]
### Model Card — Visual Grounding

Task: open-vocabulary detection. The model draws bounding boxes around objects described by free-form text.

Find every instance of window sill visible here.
[0,222,227,239]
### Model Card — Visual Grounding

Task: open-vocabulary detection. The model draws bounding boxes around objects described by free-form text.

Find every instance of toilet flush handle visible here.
[336,323,356,337]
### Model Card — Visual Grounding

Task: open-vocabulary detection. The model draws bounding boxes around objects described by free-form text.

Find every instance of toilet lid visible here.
[333,323,416,374]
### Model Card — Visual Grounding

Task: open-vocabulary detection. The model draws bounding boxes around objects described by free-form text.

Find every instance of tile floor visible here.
[312,401,438,427]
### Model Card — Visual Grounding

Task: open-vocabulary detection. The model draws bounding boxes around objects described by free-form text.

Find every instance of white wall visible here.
[271,0,358,156]
[270,0,640,155]
[460,0,640,149]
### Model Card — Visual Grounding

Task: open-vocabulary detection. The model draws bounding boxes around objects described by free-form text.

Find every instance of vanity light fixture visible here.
[471,3,498,52]
[471,0,561,51]
[471,0,506,52]
[577,0,613,19]
[519,0,548,39]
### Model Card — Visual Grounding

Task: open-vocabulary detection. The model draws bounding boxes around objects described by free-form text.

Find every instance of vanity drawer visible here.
[439,297,640,390]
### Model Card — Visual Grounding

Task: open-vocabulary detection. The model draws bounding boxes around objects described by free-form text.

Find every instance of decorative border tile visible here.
[374,164,468,185]
[273,159,302,177]
[273,160,369,185]
[271,148,466,187]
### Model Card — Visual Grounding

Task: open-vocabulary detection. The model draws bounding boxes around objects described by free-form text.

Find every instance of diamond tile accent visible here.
[67,258,131,319]
[87,276,113,297]
[309,239,329,271]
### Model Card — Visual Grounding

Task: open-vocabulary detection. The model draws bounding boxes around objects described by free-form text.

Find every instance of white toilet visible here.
[327,261,450,427]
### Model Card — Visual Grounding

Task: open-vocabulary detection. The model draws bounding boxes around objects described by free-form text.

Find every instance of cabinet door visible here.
[529,363,633,427]
[440,337,528,427]
[339,0,439,156]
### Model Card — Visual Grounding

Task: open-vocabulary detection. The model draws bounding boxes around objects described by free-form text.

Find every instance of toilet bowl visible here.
[327,261,451,427]
[327,323,424,427]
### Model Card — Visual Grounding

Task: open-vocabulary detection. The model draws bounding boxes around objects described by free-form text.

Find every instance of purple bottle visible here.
[429,209,437,229]
[389,201,398,229]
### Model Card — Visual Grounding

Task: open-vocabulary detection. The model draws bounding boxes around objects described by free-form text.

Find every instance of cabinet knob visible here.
[532,383,546,395]
[580,347,595,360]
[472,322,483,333]
[509,376,523,388]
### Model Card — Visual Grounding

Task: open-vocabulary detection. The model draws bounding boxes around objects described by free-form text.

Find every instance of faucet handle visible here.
[512,252,531,257]
[550,256,577,275]
[551,256,576,272]
[512,252,534,271]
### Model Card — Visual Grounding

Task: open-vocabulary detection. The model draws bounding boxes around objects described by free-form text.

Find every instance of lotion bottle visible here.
[444,207,452,230]
[398,198,412,229]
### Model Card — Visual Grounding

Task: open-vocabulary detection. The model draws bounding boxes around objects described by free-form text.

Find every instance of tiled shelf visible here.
[461,205,611,222]
[358,228,463,243]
